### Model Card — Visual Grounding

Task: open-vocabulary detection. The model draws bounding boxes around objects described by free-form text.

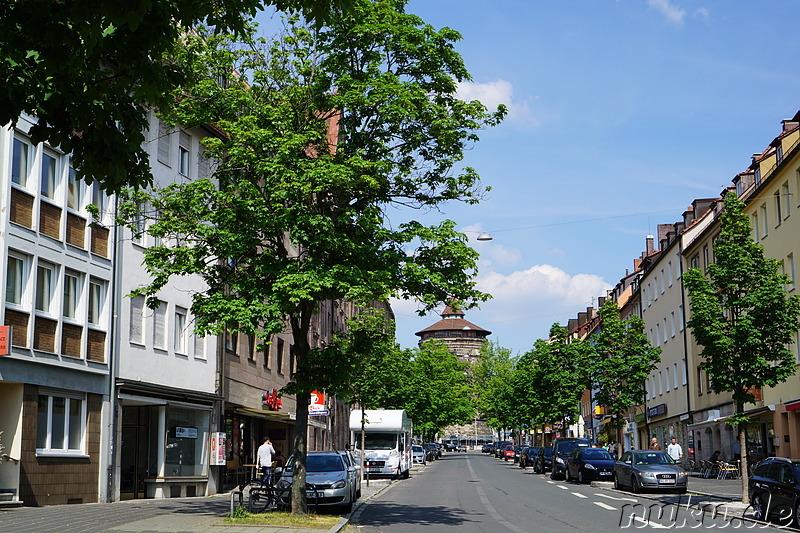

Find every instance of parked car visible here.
[337,450,362,498]
[565,447,615,483]
[533,446,553,473]
[504,444,519,462]
[278,451,358,512]
[748,457,800,525]
[550,438,591,480]
[456,444,468,453]
[613,450,688,494]
[520,446,540,469]
[481,443,493,453]
[423,443,438,461]
[412,444,426,465]
[495,441,511,458]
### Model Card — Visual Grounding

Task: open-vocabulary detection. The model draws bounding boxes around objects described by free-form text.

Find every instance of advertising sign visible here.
[309,390,328,416]
[176,426,198,439]
[0,326,10,355]
[210,432,227,466]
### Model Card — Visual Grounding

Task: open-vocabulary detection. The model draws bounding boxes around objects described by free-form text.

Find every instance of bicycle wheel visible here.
[248,487,274,513]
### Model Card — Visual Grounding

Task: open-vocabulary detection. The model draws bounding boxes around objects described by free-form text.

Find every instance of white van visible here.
[349,409,413,479]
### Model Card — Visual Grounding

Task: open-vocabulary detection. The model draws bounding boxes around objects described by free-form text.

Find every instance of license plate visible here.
[599,472,611,476]
[306,491,316,497]
[658,478,675,484]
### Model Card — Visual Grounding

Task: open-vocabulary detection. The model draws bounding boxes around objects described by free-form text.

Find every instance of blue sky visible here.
[262,2,800,356]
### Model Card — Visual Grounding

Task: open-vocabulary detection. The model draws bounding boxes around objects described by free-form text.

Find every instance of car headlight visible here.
[555,457,564,464]
[638,472,657,478]
[331,480,347,489]
[584,463,596,470]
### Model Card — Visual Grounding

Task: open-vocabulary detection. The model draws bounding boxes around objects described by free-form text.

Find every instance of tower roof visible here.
[414,305,491,337]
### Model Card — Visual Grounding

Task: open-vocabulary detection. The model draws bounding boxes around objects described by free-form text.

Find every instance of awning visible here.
[687,405,775,430]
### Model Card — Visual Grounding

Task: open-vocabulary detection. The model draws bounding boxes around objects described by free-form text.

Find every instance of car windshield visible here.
[582,449,612,460]
[543,447,553,456]
[633,452,674,465]
[364,433,397,450]
[307,454,345,472]
[556,442,588,455]
[412,445,423,452]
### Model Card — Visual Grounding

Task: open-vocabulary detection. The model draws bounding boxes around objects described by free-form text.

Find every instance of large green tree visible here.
[589,300,660,458]
[472,341,518,437]
[683,192,800,504]
[121,1,502,514]
[399,342,474,441]
[0,0,347,192]
[523,325,591,439]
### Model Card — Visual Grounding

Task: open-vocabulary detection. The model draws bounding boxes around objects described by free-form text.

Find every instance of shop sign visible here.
[647,403,667,419]
[309,390,328,416]
[210,432,227,466]
[0,326,10,355]
[176,426,198,438]
[263,388,283,410]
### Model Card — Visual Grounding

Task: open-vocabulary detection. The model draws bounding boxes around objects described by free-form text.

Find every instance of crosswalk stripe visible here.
[571,492,587,499]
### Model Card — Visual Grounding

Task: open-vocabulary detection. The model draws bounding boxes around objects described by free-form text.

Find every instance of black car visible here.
[533,446,553,473]
[550,437,591,480]
[494,441,511,459]
[749,457,800,526]
[565,447,615,483]
[481,443,493,453]
[519,446,540,469]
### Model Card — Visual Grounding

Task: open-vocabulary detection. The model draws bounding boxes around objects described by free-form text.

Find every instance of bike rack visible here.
[230,489,243,517]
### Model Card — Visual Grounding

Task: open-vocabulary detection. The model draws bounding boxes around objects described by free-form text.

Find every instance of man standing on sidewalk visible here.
[667,437,683,463]
[256,436,276,481]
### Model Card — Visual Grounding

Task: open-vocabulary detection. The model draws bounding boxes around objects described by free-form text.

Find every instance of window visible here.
[761,204,768,237]
[174,307,187,354]
[775,191,782,226]
[225,329,238,353]
[62,270,81,319]
[778,145,785,163]
[276,337,285,374]
[153,300,166,349]
[67,163,82,210]
[662,318,668,343]
[653,278,658,301]
[157,120,171,166]
[6,254,26,305]
[755,167,762,185]
[789,254,796,291]
[655,323,661,347]
[660,269,665,294]
[697,368,703,395]
[753,214,760,241]
[667,261,673,287]
[647,283,652,306]
[678,304,685,331]
[40,151,57,199]
[673,362,679,389]
[290,344,295,375]
[129,295,144,344]
[88,278,106,326]
[783,182,791,219]
[194,332,206,360]
[131,202,146,245]
[179,131,190,176]
[650,376,656,400]
[36,392,85,455]
[675,253,682,279]
[12,137,30,187]
[649,328,654,345]
[681,359,687,385]
[658,372,663,395]
[665,367,670,392]
[690,254,699,269]
[670,311,676,337]
[35,262,56,313]
[246,334,256,361]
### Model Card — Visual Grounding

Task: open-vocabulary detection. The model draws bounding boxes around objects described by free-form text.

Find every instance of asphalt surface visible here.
[350,451,788,532]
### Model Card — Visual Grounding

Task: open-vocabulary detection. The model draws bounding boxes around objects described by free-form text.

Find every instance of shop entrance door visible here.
[120,407,149,499]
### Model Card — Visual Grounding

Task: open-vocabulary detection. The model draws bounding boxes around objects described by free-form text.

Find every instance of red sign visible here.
[262,389,282,410]
[310,390,326,414]
[0,326,10,355]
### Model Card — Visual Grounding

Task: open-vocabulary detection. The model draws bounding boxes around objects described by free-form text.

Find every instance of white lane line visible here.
[571,492,588,499]
[546,480,555,484]
[466,457,527,533]
[632,516,669,529]
[595,493,638,502]
[557,485,568,490]
[593,501,617,511]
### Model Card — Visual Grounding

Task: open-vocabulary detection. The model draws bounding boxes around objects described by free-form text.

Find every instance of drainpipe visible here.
[678,239,694,458]
[106,193,121,502]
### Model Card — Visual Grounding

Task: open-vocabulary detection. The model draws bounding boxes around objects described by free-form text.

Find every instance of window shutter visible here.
[194,333,205,359]
[129,296,143,343]
[153,301,166,348]
[157,121,171,165]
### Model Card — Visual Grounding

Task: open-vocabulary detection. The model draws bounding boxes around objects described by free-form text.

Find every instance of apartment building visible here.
[0,115,115,505]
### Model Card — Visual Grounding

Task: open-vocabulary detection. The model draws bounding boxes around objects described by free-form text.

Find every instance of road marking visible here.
[593,501,617,511]
[571,492,588,499]
[557,485,568,490]
[546,480,555,484]
[466,457,527,533]
[632,516,669,529]
[595,493,638,503]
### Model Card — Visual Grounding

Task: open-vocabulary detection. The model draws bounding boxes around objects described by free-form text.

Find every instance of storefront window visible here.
[166,406,209,477]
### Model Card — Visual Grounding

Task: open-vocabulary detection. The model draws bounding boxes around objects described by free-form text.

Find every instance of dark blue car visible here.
[565,447,615,483]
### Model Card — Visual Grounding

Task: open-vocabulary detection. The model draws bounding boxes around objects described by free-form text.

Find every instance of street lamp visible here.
[476,232,493,241]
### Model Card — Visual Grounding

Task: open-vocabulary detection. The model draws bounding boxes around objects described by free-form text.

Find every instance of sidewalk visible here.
[0,474,400,533]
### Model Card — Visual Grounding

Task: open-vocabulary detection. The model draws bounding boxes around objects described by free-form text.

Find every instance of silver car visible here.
[412,445,426,464]
[278,451,357,512]
[614,450,688,494]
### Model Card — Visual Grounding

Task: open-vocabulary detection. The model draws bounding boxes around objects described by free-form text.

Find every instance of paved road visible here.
[352,451,787,532]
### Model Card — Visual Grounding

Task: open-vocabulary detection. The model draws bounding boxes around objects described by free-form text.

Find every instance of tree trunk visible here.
[291,391,310,514]
[738,409,749,505]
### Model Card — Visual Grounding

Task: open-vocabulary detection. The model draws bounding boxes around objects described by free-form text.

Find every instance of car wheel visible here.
[631,475,641,494]
[613,474,621,490]
[578,469,585,484]
[565,467,572,482]
[550,471,556,480]
[752,493,766,521]
[533,462,540,474]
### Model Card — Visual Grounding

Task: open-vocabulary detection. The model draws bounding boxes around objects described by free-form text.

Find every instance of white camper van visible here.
[349,409,412,479]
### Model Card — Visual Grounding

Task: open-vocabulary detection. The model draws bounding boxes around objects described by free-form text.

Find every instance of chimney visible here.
[782,119,799,132]
[646,235,655,255]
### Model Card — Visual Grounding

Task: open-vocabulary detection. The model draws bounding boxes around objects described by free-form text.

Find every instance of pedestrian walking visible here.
[256,436,276,481]
[649,437,662,450]
[666,437,683,462]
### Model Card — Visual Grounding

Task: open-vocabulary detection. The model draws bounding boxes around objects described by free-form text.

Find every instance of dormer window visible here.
[755,167,762,185]
[777,145,784,164]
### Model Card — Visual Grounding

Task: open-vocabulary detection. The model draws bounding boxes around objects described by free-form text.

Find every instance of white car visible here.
[412,445,426,464]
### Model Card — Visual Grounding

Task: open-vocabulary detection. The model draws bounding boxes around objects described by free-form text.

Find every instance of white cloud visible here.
[456,79,538,126]
[694,7,709,19]
[648,0,686,25]
[477,264,610,307]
